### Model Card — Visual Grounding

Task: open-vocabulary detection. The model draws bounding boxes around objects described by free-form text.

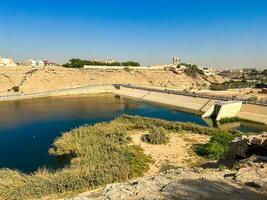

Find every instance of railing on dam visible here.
[0,83,266,106]
[117,84,267,106]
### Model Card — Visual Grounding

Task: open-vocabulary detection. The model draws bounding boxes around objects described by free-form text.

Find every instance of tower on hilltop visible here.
[172,57,180,66]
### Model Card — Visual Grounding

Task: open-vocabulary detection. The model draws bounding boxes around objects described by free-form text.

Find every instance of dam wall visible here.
[237,104,267,125]
[115,86,212,114]
[84,64,171,70]
[0,85,115,102]
[202,101,243,121]
[215,101,243,121]
[0,84,266,124]
[115,86,267,124]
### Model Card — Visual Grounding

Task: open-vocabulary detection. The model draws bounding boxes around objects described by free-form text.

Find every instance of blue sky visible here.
[0,0,267,68]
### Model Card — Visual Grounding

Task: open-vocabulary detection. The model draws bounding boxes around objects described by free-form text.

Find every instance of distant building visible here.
[172,57,180,66]
[22,59,44,67]
[89,58,117,64]
[0,57,16,66]
[197,66,214,76]
[44,60,57,66]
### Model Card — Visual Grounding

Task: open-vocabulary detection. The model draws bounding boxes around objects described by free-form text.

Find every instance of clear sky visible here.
[0,0,267,68]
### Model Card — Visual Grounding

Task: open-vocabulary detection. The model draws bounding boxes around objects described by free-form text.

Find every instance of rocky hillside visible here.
[71,167,267,200]
[0,66,224,96]
[71,134,267,200]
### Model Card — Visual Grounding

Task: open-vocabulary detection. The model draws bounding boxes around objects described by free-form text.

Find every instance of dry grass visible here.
[0,115,240,200]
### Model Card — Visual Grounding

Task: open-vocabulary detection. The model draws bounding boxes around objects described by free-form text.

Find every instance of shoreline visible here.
[0,84,266,125]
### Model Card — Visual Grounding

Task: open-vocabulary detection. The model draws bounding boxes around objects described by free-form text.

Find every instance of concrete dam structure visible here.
[115,86,243,121]
[0,84,265,124]
[202,101,243,121]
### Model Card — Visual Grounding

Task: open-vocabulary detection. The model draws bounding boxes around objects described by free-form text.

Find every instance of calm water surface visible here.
[0,94,266,173]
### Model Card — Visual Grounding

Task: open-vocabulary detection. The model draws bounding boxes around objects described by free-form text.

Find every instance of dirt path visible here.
[131,131,209,175]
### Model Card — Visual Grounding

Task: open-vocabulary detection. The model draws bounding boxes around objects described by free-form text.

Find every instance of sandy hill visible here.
[0,66,224,96]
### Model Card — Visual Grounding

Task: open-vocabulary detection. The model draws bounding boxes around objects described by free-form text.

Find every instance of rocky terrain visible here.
[69,134,267,200]
[0,66,224,96]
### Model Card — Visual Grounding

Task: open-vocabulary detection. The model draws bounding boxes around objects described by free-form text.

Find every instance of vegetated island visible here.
[2,115,266,200]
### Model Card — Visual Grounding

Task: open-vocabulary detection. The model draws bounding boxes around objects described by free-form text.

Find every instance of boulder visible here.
[221,134,267,166]
[234,166,267,184]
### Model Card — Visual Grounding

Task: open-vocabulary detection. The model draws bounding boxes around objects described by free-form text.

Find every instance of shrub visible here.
[141,126,169,144]
[63,58,140,68]
[11,86,19,92]
[196,132,236,160]
[124,145,152,177]
[159,163,180,172]
[121,61,140,66]
[124,67,132,72]
[210,83,228,91]
[247,96,258,102]
[223,80,257,89]
[116,115,241,136]
[219,117,241,124]
[184,65,204,78]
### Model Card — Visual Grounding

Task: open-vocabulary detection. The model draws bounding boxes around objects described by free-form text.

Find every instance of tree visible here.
[63,59,140,68]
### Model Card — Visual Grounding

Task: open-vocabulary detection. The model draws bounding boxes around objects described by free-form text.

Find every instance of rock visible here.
[70,169,267,200]
[245,181,264,188]
[234,166,267,190]
[221,134,267,166]
[235,166,267,181]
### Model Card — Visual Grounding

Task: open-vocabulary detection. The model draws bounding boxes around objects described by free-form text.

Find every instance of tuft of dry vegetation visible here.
[141,126,169,144]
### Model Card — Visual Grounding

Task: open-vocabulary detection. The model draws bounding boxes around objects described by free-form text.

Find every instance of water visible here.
[0,94,266,173]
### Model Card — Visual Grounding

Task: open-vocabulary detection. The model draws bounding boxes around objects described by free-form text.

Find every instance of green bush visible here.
[63,58,140,68]
[178,63,204,78]
[247,96,258,102]
[224,80,256,89]
[141,126,169,144]
[219,117,241,124]
[121,61,140,66]
[196,132,236,160]
[116,115,242,136]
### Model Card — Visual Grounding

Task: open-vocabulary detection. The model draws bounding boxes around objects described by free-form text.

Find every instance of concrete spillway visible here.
[116,86,243,121]
[202,101,243,121]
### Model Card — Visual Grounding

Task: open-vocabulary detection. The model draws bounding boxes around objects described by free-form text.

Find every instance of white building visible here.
[0,57,16,66]
[197,66,214,76]
[89,58,117,64]
[22,59,44,67]
[172,57,181,66]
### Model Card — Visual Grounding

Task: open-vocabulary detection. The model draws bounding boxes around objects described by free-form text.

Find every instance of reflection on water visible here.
[203,118,267,133]
[0,94,266,173]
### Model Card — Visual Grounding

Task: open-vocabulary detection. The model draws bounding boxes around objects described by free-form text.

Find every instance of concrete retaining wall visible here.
[202,101,243,121]
[84,65,171,70]
[0,85,115,102]
[1,84,266,124]
[215,101,243,121]
[237,104,267,125]
[115,86,211,114]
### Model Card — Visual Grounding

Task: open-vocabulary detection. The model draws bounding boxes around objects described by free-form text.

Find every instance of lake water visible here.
[0,94,266,173]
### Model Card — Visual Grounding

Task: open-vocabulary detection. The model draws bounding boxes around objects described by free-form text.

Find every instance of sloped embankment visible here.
[0,66,224,96]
